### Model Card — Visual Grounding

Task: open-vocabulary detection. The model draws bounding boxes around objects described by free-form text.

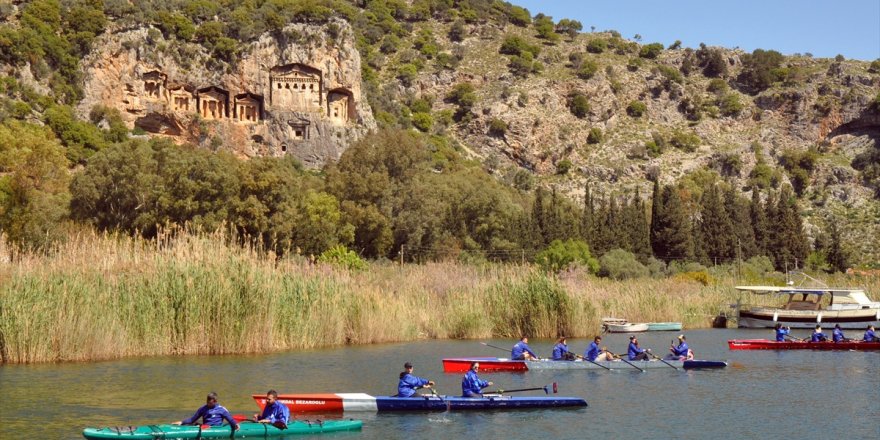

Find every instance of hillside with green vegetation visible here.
[0,0,878,271]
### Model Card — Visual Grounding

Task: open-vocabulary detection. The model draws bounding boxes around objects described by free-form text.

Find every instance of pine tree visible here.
[749,187,769,257]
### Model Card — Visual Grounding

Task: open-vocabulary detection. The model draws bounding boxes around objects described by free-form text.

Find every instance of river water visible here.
[1,329,878,439]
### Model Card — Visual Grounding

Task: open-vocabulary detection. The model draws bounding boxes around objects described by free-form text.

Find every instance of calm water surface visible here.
[1,329,878,439]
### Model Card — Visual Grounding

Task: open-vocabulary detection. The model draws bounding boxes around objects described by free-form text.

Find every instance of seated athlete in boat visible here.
[172,392,239,431]
[832,324,847,343]
[864,325,877,342]
[775,323,791,342]
[396,362,435,397]
[627,335,651,361]
[511,336,538,360]
[664,334,689,360]
[253,389,290,428]
[551,337,575,361]
[461,362,494,397]
[810,325,828,342]
[584,336,614,361]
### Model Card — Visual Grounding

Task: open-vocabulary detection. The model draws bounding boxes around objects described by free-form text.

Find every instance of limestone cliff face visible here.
[77,20,375,167]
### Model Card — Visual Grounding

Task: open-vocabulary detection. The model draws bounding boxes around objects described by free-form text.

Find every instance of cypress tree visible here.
[698,184,734,265]
[629,189,652,260]
[581,181,595,247]
[749,187,769,257]
[726,186,757,260]
[771,185,809,270]
[532,187,547,247]
[653,185,694,262]
[606,194,624,251]
[591,193,611,255]
[827,221,849,273]
[649,178,664,257]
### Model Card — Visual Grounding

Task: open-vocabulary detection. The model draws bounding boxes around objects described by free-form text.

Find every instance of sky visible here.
[509,0,880,61]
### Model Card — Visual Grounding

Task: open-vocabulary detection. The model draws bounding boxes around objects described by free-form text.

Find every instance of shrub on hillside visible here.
[626,100,647,117]
[535,239,600,273]
[411,112,433,132]
[586,39,606,54]
[587,127,603,144]
[500,35,540,57]
[719,92,744,116]
[556,159,573,175]
[488,118,507,136]
[598,249,649,280]
[669,130,701,152]
[869,59,880,74]
[577,59,598,79]
[639,43,664,59]
[568,93,590,118]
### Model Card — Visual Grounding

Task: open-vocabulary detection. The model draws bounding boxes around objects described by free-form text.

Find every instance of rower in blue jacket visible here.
[173,392,239,431]
[810,325,828,342]
[511,336,538,360]
[584,336,613,361]
[551,337,574,361]
[254,390,290,427]
[832,324,846,342]
[461,362,493,397]
[664,335,689,360]
[627,335,650,361]
[774,323,791,341]
[864,325,877,342]
[396,362,434,397]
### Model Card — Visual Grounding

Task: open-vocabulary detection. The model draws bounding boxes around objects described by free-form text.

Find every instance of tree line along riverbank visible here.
[1,229,876,364]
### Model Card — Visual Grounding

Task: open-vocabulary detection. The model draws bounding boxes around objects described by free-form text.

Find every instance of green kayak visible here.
[82,420,363,439]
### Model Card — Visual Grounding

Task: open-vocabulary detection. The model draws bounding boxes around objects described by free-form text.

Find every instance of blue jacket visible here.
[671,341,689,357]
[397,373,430,397]
[181,404,238,428]
[258,401,290,424]
[810,331,827,342]
[551,343,569,360]
[864,329,877,342]
[832,328,845,342]
[585,342,601,361]
[461,370,489,396]
[511,341,537,360]
[775,327,790,342]
[627,342,646,360]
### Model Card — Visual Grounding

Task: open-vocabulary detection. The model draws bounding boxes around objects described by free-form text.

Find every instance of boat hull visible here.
[82,420,362,439]
[441,357,726,372]
[646,322,682,331]
[728,339,880,350]
[256,393,587,413]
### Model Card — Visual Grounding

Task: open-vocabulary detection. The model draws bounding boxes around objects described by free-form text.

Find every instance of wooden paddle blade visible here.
[552,382,558,394]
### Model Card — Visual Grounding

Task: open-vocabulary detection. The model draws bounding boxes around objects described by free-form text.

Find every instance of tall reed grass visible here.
[1,230,877,364]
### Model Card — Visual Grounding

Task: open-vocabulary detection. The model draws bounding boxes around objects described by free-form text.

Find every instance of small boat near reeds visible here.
[728,339,880,350]
[646,322,683,331]
[603,322,649,333]
[441,357,727,372]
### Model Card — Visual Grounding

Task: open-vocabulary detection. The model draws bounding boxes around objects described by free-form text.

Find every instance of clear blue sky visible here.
[509,0,880,61]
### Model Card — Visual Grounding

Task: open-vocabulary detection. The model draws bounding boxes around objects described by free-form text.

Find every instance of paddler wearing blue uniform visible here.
[832,324,846,342]
[664,334,689,360]
[585,335,614,361]
[551,337,574,361]
[461,362,493,397]
[775,323,791,341]
[627,335,650,361]
[173,392,239,430]
[254,389,290,428]
[396,362,434,397]
[511,336,538,360]
[810,325,828,342]
[864,325,877,342]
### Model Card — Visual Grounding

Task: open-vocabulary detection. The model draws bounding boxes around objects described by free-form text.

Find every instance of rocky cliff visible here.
[77,20,375,167]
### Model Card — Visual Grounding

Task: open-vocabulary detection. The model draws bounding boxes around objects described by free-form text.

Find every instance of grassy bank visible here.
[1,231,877,364]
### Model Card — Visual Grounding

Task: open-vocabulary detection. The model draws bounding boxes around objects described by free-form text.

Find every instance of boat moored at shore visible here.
[733,285,880,329]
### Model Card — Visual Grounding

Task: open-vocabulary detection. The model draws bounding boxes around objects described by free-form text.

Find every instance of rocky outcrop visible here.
[77,20,375,167]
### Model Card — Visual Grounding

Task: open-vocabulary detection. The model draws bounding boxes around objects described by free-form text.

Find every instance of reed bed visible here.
[1,231,878,364]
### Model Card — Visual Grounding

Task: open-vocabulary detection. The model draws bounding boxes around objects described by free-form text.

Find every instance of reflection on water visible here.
[2,329,878,439]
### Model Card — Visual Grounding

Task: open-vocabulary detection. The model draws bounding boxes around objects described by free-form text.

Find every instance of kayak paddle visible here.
[488,382,557,395]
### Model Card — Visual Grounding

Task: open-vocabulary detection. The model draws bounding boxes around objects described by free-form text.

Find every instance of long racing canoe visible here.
[441,357,727,372]
[728,339,880,350]
[82,420,363,439]
[254,393,587,413]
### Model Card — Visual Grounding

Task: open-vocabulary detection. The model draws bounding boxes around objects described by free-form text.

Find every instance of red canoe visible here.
[728,339,880,350]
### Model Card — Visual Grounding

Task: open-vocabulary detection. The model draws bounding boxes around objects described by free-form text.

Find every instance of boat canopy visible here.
[734,286,877,306]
